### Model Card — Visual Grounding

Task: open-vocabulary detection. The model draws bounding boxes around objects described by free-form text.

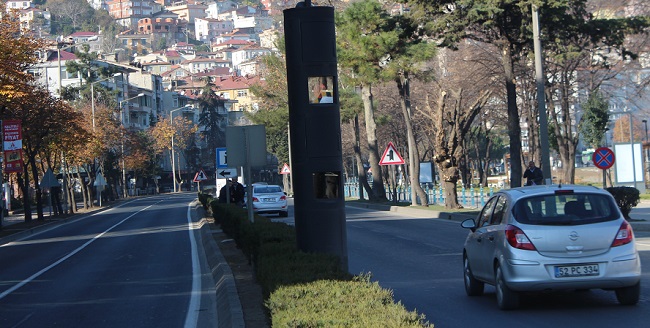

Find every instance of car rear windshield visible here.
[254,186,283,194]
[513,193,620,225]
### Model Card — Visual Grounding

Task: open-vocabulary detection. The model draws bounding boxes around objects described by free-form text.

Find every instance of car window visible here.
[254,186,283,194]
[513,193,618,225]
[477,196,498,227]
[490,196,508,225]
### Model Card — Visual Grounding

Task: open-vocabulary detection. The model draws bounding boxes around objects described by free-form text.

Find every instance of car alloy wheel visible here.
[463,254,484,296]
[495,264,519,310]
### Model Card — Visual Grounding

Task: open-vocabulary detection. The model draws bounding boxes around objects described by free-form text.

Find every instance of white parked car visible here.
[461,184,641,310]
[245,184,288,217]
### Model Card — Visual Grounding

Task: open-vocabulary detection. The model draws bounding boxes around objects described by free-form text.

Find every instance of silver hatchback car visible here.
[461,184,641,310]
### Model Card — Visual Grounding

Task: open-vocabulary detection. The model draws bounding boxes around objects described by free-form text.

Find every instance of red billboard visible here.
[3,120,23,173]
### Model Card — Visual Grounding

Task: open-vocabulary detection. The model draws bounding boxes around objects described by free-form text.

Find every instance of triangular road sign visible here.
[280,163,291,174]
[193,169,208,182]
[379,142,405,165]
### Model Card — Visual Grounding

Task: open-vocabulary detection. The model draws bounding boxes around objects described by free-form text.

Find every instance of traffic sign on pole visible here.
[592,147,615,170]
[280,163,291,174]
[216,147,227,168]
[379,142,405,165]
[216,168,237,179]
[193,169,208,182]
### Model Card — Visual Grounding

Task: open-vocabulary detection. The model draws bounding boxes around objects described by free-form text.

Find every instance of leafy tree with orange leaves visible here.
[3,84,86,221]
[150,114,198,192]
[0,5,42,104]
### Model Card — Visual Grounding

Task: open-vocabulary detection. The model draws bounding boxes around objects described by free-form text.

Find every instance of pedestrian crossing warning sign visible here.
[379,142,405,165]
[280,163,291,174]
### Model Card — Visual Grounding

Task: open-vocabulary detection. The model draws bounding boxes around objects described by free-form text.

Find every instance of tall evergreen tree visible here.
[197,82,227,167]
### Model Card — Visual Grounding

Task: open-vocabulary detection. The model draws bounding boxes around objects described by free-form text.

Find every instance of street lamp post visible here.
[170,106,189,193]
[119,93,145,198]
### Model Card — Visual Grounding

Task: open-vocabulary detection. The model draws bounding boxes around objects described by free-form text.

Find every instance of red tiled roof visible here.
[50,50,77,62]
[213,75,260,90]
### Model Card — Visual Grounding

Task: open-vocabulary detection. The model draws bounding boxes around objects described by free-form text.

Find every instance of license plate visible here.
[554,264,599,278]
[262,198,274,202]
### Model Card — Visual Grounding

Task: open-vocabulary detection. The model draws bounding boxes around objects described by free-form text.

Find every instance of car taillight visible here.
[611,221,634,247]
[252,197,259,202]
[505,225,536,251]
[280,195,286,201]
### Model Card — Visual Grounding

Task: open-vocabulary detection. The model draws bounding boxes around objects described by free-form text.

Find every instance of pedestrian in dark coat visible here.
[523,161,544,186]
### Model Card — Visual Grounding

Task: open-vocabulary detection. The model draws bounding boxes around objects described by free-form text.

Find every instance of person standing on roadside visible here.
[523,161,544,186]
[230,177,245,206]
[218,179,231,203]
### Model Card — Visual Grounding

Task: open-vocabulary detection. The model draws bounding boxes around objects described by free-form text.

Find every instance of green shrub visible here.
[267,276,433,327]
[197,192,212,209]
[606,186,640,219]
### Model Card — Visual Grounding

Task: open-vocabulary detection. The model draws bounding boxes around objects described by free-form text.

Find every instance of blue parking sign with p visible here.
[216,148,227,168]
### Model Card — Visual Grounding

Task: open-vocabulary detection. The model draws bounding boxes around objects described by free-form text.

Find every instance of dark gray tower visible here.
[284,4,347,269]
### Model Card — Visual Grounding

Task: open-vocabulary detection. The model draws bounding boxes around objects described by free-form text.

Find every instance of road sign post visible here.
[379,142,405,203]
[593,147,615,188]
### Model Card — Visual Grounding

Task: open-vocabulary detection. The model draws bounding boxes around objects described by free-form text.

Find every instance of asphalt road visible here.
[0,194,217,328]
[344,205,650,327]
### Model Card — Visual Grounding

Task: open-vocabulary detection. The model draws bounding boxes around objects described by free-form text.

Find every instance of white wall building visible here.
[194,17,234,42]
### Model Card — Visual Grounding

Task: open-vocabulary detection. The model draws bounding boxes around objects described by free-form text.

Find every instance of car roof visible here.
[496,184,611,202]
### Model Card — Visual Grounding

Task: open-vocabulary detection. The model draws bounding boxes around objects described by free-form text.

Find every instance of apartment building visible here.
[194,17,234,42]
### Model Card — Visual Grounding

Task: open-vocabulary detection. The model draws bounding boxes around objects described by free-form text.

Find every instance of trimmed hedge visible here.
[268,276,432,328]
[198,192,433,327]
[606,186,640,219]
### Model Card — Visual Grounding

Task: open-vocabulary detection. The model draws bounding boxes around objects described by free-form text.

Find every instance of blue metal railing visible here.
[344,179,494,208]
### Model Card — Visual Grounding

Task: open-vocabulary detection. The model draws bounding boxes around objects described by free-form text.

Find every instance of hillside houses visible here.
[15,0,282,180]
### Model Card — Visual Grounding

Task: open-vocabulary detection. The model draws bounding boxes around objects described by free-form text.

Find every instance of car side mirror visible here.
[461,218,477,232]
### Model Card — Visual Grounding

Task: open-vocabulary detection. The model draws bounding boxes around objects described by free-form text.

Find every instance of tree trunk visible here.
[17,173,32,222]
[396,74,428,206]
[76,171,88,209]
[361,84,387,201]
[502,43,523,187]
[28,156,45,221]
[83,163,94,208]
[443,180,460,209]
[353,114,372,200]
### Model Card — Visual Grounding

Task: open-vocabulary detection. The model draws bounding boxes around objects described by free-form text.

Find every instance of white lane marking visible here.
[184,202,201,328]
[0,203,156,300]
[0,198,145,247]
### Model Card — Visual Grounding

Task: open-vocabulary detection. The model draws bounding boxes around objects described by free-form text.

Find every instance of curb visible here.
[195,204,245,328]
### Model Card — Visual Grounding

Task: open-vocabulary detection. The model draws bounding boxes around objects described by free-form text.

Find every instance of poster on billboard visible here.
[2,120,23,173]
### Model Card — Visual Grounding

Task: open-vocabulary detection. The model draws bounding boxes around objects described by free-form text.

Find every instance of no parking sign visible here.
[592,147,615,170]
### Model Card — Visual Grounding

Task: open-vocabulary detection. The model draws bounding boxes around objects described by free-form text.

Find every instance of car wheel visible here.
[615,282,640,305]
[495,264,519,310]
[463,254,484,296]
[279,211,288,218]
